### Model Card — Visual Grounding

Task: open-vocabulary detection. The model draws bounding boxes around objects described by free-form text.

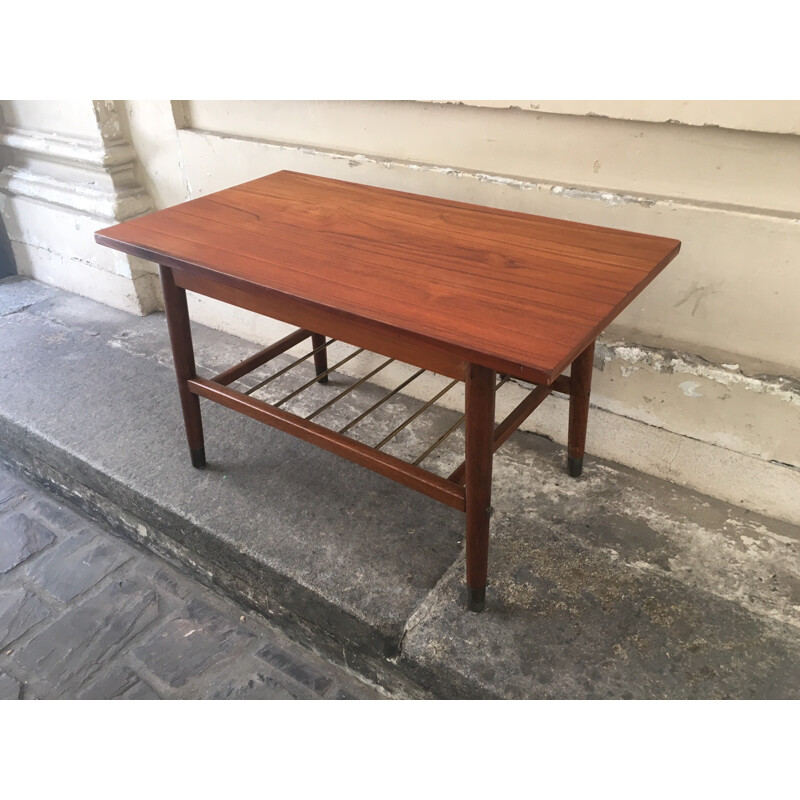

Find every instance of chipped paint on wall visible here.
[680,381,704,398]
[274,141,668,208]
[596,341,800,407]
[551,185,655,207]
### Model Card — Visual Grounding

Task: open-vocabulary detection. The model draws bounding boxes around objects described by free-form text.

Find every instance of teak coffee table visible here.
[96,170,681,612]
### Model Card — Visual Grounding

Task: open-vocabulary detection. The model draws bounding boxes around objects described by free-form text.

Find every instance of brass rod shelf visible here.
[188,376,466,510]
[413,376,510,467]
[306,356,395,422]
[198,326,565,494]
[244,337,337,396]
[272,348,366,408]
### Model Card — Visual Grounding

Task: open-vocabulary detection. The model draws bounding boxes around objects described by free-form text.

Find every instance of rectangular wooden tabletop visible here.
[96,170,681,384]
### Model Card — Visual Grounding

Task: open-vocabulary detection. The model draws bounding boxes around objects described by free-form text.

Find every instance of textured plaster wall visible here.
[2,99,798,525]
[0,100,158,314]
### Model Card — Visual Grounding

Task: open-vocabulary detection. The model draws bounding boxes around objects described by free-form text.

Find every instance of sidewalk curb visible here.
[0,412,443,699]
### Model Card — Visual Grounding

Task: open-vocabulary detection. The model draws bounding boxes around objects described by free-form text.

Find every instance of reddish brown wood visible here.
[567,340,596,477]
[311,332,328,383]
[552,374,571,395]
[187,377,466,510]
[159,265,206,468]
[170,269,467,380]
[464,364,496,612]
[212,328,312,386]
[94,173,683,613]
[449,383,553,485]
[96,170,681,386]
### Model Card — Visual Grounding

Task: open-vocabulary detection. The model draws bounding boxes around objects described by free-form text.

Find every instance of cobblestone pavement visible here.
[0,463,384,700]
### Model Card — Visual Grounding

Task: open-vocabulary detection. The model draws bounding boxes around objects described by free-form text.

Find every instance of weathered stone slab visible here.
[0,472,27,512]
[4,282,800,700]
[255,640,335,695]
[133,598,254,689]
[26,532,131,602]
[13,578,159,694]
[0,513,54,574]
[25,496,86,533]
[0,587,51,648]
[77,665,159,700]
[0,275,57,317]
[400,437,800,699]
[208,658,315,700]
[0,671,22,700]
[0,293,464,658]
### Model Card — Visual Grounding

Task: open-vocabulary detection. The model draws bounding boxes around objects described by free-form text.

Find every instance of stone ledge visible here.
[3,280,800,699]
[0,166,152,221]
[0,286,464,671]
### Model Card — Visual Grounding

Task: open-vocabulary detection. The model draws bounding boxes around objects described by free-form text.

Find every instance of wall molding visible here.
[0,126,137,172]
[0,165,152,221]
[0,103,157,314]
[177,126,800,222]
[0,126,153,221]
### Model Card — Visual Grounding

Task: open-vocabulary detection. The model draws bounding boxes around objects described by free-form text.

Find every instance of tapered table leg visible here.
[311,333,329,383]
[465,363,496,612]
[567,340,595,478]
[160,266,206,468]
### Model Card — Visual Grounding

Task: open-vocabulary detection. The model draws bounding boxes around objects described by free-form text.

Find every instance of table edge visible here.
[95,228,681,385]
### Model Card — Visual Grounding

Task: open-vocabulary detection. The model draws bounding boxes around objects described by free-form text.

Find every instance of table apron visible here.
[172,268,468,381]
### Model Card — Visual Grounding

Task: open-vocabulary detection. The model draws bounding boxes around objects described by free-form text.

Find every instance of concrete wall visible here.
[2,100,798,525]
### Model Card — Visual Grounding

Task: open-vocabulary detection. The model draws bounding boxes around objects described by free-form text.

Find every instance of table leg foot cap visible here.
[318,375,329,384]
[567,456,583,478]
[467,587,486,613]
[190,447,206,469]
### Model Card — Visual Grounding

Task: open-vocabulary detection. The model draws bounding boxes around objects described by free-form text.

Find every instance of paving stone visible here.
[25,532,131,602]
[0,275,58,317]
[150,565,198,602]
[0,513,54,574]
[0,461,397,700]
[13,578,159,695]
[0,472,27,512]
[26,496,86,533]
[123,680,159,699]
[133,598,255,689]
[0,671,22,700]
[208,660,315,699]
[256,640,334,695]
[78,665,160,700]
[0,586,51,648]
[324,676,384,699]
[331,688,366,700]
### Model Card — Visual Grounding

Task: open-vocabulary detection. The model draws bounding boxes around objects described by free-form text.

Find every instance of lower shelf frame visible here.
[189,326,572,512]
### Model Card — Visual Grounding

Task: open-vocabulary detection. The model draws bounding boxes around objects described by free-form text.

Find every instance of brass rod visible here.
[245,338,337,396]
[412,414,466,466]
[212,328,312,386]
[413,375,510,467]
[374,379,459,450]
[188,376,466,511]
[448,381,548,484]
[272,348,365,408]
[305,357,395,421]
[338,368,426,434]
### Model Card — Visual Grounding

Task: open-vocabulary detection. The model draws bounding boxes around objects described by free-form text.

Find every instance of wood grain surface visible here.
[96,171,680,383]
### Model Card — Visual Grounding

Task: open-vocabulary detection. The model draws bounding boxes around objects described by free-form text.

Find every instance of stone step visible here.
[3,277,800,699]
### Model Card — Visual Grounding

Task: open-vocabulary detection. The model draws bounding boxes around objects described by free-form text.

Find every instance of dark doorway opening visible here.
[0,217,16,279]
